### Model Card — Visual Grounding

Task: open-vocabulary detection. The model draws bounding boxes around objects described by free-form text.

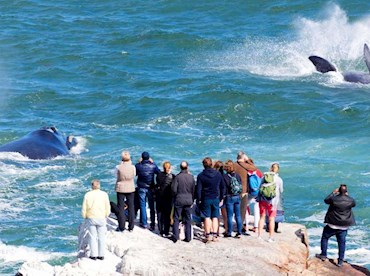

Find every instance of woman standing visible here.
[115,151,136,232]
[156,161,175,236]
[222,160,243,238]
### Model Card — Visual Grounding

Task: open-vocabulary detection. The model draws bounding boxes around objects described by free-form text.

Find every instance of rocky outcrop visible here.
[17,218,370,275]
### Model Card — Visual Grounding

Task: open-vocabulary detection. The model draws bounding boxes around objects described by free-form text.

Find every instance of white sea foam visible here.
[32,178,81,189]
[0,152,30,161]
[0,240,66,263]
[301,211,326,223]
[198,3,370,86]
[69,136,89,155]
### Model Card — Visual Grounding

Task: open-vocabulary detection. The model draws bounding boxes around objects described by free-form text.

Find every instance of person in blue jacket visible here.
[196,157,225,242]
[135,151,160,230]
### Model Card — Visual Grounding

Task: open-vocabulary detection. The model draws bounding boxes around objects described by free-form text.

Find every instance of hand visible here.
[333,188,339,194]
[219,200,224,207]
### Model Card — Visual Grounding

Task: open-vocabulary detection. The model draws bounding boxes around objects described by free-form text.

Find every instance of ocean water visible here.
[0,1,369,274]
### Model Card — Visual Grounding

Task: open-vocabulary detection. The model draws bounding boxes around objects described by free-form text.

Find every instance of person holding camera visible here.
[316,184,356,267]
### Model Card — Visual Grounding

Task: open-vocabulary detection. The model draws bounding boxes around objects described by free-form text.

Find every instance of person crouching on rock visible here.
[115,151,136,232]
[315,184,356,267]
[81,179,110,260]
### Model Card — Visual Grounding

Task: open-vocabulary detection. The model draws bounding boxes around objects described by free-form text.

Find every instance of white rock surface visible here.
[18,216,311,276]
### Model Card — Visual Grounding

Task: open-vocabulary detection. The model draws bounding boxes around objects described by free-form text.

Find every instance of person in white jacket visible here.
[257,163,283,242]
[81,179,110,260]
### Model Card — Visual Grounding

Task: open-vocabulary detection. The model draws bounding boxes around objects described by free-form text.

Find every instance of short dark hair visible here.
[202,157,212,169]
[339,184,347,194]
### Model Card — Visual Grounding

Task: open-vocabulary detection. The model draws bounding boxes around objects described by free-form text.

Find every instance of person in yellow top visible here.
[81,179,110,260]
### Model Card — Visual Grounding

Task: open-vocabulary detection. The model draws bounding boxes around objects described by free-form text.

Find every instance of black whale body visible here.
[309,43,370,84]
[0,127,77,160]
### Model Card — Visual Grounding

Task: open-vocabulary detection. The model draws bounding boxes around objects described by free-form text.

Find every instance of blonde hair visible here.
[163,161,171,174]
[121,151,131,162]
[91,179,100,190]
[224,160,234,171]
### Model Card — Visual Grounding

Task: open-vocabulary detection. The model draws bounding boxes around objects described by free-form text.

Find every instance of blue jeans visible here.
[320,225,347,262]
[225,195,242,235]
[138,188,155,227]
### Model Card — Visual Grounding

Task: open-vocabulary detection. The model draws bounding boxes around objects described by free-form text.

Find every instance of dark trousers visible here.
[320,225,347,261]
[117,192,135,231]
[156,194,173,235]
[173,205,192,241]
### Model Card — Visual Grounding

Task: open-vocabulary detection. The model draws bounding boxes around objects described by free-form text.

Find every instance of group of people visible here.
[81,150,356,268]
[81,150,285,259]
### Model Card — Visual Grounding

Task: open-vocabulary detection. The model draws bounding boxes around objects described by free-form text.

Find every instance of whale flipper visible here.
[309,56,337,73]
[364,43,370,74]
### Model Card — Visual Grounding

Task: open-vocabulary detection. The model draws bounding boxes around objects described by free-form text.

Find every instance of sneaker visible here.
[268,238,275,243]
[315,254,327,261]
[337,259,343,267]
[234,233,241,239]
[97,256,104,260]
[115,227,124,232]
[140,224,148,229]
[242,231,251,236]
[89,256,97,260]
[223,233,232,238]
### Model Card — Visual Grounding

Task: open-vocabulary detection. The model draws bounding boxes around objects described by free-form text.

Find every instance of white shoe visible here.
[268,238,275,243]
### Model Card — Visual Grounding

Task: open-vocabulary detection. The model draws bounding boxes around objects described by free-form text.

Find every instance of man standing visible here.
[196,157,225,242]
[233,151,257,233]
[135,151,160,230]
[316,184,356,267]
[171,161,195,242]
[81,179,110,260]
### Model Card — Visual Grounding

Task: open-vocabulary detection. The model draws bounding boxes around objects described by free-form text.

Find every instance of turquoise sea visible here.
[0,1,369,274]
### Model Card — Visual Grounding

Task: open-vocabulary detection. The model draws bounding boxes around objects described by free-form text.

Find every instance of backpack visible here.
[248,170,263,197]
[259,172,276,200]
[229,174,242,195]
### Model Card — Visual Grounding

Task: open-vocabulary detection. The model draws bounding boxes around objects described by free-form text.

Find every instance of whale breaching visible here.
[309,44,370,84]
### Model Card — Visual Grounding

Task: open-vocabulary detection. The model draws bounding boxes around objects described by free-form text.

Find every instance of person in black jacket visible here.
[316,184,356,267]
[171,161,195,243]
[156,161,175,237]
[135,152,160,230]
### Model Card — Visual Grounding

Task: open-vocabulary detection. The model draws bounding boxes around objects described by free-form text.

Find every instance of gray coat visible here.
[172,170,195,206]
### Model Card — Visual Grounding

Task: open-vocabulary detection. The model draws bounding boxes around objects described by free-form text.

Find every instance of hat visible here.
[142,151,150,160]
